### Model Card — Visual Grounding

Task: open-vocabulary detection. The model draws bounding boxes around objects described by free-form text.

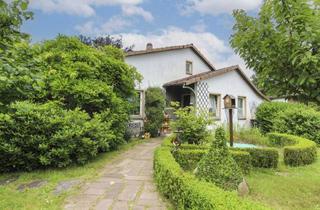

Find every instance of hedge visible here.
[273,108,320,144]
[172,149,251,174]
[268,133,317,166]
[154,147,269,210]
[165,135,278,169]
[231,147,279,168]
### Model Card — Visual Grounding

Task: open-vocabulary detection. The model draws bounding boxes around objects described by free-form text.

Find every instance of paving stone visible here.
[83,186,106,195]
[0,175,19,186]
[112,201,128,210]
[17,180,47,191]
[132,205,145,210]
[94,199,113,210]
[63,138,166,210]
[54,180,80,195]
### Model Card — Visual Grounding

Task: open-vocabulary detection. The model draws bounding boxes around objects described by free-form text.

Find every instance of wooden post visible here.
[229,109,234,147]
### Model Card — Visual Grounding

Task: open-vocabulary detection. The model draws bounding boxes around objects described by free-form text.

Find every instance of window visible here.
[129,91,142,116]
[238,96,246,119]
[209,94,221,119]
[186,61,193,75]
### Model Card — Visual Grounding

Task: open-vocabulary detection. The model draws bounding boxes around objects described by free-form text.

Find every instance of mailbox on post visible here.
[223,95,236,147]
[223,95,236,109]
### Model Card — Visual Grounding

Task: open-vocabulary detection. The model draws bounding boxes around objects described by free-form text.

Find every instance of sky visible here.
[22,0,263,75]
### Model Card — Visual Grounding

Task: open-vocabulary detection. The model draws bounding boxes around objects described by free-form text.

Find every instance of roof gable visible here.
[125,44,216,71]
[164,65,269,101]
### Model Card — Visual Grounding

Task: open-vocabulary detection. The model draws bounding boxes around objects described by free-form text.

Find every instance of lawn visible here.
[246,148,320,210]
[0,139,144,210]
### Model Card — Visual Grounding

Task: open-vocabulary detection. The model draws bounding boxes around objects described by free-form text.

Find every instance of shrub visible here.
[0,101,115,172]
[172,149,206,171]
[231,147,279,168]
[154,146,269,210]
[196,128,242,190]
[230,150,252,175]
[172,149,251,174]
[171,106,210,144]
[273,108,320,144]
[268,133,317,166]
[144,87,166,137]
[255,102,293,134]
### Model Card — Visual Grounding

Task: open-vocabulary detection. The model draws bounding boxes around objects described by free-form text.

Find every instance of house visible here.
[125,43,269,135]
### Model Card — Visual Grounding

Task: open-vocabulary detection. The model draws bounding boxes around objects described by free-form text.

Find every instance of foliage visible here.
[154,146,269,210]
[273,107,320,144]
[255,102,294,134]
[144,87,166,137]
[79,35,134,52]
[230,150,252,175]
[0,0,32,50]
[196,127,243,190]
[0,101,116,172]
[172,148,251,174]
[0,1,141,171]
[171,106,210,144]
[231,0,320,104]
[232,147,279,168]
[234,127,269,146]
[268,133,317,166]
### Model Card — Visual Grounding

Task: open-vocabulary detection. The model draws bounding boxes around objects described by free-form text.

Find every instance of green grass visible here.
[246,148,320,210]
[0,139,145,210]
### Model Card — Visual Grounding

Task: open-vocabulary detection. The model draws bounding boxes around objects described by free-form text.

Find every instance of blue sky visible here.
[23,0,263,73]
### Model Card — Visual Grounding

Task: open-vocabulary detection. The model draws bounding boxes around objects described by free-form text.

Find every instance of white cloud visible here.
[183,0,262,15]
[117,27,250,74]
[29,0,145,17]
[75,16,131,35]
[121,5,154,22]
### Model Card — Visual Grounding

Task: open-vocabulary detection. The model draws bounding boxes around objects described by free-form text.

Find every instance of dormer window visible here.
[186,61,193,75]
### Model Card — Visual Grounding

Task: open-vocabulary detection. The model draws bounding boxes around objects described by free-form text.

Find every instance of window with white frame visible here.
[186,61,193,75]
[129,91,143,116]
[237,96,246,119]
[209,94,221,119]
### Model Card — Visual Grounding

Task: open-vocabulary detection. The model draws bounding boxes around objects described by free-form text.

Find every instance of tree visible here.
[79,35,134,52]
[144,87,166,137]
[230,0,320,104]
[0,0,33,50]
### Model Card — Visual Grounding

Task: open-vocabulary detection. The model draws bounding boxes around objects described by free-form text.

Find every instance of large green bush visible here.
[196,128,243,190]
[154,146,269,210]
[0,3,141,172]
[268,133,317,166]
[273,108,320,144]
[256,102,293,133]
[144,87,166,137]
[0,101,115,172]
[171,106,210,144]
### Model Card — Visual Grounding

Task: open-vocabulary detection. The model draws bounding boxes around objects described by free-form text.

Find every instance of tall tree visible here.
[230,0,320,104]
[79,35,134,52]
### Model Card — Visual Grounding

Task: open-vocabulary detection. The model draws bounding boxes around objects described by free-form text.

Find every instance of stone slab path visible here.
[64,138,167,210]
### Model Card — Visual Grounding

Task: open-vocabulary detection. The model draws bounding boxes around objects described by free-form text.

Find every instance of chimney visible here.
[146,43,153,50]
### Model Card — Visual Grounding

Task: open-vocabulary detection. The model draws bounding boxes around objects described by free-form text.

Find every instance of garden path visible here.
[64,137,167,210]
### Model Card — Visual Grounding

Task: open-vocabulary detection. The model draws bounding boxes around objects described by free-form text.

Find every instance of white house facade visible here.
[125,43,268,134]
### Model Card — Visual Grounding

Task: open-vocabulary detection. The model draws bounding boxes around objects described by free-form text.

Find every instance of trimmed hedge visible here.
[231,147,279,168]
[154,147,269,210]
[165,135,278,169]
[268,133,317,166]
[172,149,251,174]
